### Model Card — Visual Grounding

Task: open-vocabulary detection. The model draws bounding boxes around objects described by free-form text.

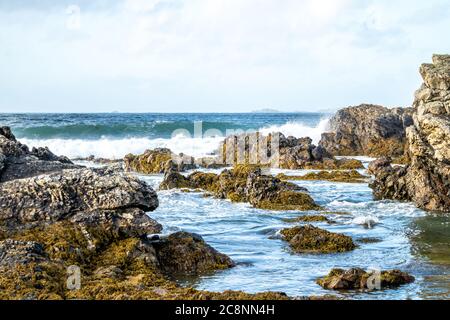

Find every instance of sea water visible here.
[1,112,449,300]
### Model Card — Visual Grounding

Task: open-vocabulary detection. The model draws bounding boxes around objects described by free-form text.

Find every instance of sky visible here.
[0,0,449,113]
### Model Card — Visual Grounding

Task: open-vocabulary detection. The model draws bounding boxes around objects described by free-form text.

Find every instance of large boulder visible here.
[0,126,77,182]
[319,104,413,158]
[370,55,450,212]
[0,168,160,234]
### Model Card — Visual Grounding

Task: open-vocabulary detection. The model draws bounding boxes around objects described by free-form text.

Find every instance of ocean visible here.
[0,112,330,159]
[1,112,449,299]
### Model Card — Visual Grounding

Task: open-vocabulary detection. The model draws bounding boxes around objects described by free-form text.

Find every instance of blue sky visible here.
[0,0,449,113]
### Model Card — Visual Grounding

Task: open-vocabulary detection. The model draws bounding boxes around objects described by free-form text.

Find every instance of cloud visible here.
[0,0,449,112]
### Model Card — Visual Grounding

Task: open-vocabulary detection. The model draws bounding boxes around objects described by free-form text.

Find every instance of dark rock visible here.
[317,268,415,291]
[0,127,78,182]
[152,232,235,275]
[319,104,413,157]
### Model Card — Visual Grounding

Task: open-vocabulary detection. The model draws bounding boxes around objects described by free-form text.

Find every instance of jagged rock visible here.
[0,167,160,234]
[152,232,235,275]
[319,104,413,158]
[124,148,196,174]
[317,268,415,291]
[370,55,450,212]
[160,165,320,211]
[280,225,355,253]
[217,132,363,170]
[0,126,78,182]
[0,239,48,267]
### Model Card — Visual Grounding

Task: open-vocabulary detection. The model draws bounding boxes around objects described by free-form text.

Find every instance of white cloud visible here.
[0,0,449,112]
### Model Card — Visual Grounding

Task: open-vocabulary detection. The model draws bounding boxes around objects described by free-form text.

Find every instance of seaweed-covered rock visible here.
[160,165,320,211]
[317,268,415,291]
[319,104,413,158]
[370,55,450,212]
[277,170,368,183]
[0,126,78,182]
[124,148,196,174]
[280,225,355,253]
[152,232,235,275]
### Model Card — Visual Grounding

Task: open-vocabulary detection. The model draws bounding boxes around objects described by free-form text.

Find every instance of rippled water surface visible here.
[138,162,450,300]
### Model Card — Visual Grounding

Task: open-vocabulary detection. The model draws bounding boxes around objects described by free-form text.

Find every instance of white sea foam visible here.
[259,117,330,145]
[19,118,331,159]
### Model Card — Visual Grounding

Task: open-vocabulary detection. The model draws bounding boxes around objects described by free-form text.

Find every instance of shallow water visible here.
[138,167,450,300]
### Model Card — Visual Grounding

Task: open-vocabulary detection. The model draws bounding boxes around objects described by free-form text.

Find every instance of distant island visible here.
[251,108,281,113]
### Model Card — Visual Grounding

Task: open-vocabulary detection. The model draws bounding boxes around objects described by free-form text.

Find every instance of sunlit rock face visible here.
[370,55,450,213]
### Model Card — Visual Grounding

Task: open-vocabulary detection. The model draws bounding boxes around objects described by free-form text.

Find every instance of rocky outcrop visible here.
[0,167,160,233]
[370,55,450,212]
[319,104,413,158]
[217,132,363,170]
[317,268,415,291]
[280,225,356,253]
[124,148,196,174]
[160,165,321,211]
[152,232,235,275]
[0,126,78,182]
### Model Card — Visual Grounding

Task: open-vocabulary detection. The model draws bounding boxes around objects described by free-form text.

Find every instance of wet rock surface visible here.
[317,268,415,291]
[280,225,356,253]
[160,165,321,211]
[319,104,413,158]
[370,55,450,212]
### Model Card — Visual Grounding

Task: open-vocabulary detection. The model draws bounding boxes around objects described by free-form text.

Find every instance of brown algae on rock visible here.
[280,225,356,254]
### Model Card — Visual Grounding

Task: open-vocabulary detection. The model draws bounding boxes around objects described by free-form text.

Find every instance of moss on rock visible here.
[280,225,356,254]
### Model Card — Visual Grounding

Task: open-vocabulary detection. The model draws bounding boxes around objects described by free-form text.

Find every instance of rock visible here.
[0,239,48,267]
[0,167,160,235]
[277,170,369,183]
[152,232,235,275]
[280,225,356,253]
[370,55,450,212]
[319,104,413,158]
[216,132,363,170]
[124,148,196,174]
[160,165,321,211]
[0,127,79,182]
[317,268,415,291]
